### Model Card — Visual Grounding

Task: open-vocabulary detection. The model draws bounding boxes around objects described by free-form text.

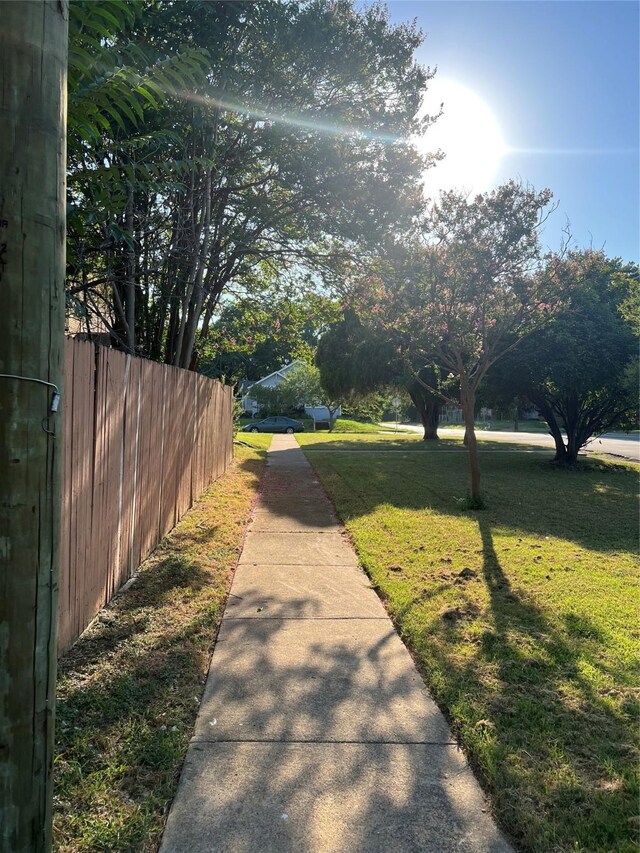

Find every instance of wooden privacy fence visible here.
[58,339,234,653]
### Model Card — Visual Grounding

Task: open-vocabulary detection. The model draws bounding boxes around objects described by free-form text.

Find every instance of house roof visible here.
[246,359,305,391]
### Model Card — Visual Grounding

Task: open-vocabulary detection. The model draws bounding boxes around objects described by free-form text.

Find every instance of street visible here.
[381,423,640,462]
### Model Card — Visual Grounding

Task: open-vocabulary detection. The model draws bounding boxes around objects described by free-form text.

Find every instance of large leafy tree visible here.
[67,0,434,368]
[316,311,443,439]
[353,182,558,501]
[66,0,214,353]
[484,251,639,464]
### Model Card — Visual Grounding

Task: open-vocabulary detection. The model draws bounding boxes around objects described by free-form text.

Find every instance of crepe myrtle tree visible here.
[354,182,558,503]
[66,0,434,368]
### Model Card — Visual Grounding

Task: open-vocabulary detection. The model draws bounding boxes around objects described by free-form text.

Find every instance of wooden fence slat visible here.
[114,354,132,591]
[92,347,107,614]
[103,349,127,596]
[58,342,75,651]
[75,341,95,645]
[129,358,143,576]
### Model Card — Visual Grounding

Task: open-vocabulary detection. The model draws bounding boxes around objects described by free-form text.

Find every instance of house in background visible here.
[241,360,341,422]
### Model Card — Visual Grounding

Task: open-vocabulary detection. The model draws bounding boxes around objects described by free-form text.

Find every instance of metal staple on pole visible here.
[0,373,62,425]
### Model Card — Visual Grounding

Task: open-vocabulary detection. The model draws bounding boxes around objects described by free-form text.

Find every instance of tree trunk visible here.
[422,402,440,440]
[165,298,180,364]
[407,374,440,441]
[561,393,582,464]
[173,175,211,368]
[565,425,581,464]
[407,388,438,440]
[124,183,136,354]
[461,382,481,499]
[0,4,68,851]
[179,169,212,370]
[536,398,567,462]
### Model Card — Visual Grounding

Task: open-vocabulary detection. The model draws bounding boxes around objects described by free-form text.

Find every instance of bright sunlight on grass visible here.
[331,418,401,433]
[298,432,639,853]
[53,435,270,852]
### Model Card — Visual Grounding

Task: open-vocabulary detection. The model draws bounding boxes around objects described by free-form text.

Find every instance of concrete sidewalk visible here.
[160,435,512,853]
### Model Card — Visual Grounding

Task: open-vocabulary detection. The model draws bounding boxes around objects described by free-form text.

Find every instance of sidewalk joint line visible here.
[189,738,459,746]
[222,616,389,621]
[238,562,358,567]
[247,530,343,534]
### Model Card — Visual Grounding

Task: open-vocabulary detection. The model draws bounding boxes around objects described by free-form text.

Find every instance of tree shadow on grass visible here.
[290,441,637,555]
[412,518,639,852]
[55,612,221,852]
[58,554,214,677]
[300,436,548,454]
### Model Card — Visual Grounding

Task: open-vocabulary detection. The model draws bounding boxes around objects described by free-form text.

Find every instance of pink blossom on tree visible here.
[353,181,561,501]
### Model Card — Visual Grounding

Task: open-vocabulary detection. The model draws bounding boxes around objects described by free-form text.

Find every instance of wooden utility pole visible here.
[0,3,68,851]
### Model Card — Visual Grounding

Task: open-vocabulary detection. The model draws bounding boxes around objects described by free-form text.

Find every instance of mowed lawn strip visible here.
[298,432,639,853]
[53,434,270,853]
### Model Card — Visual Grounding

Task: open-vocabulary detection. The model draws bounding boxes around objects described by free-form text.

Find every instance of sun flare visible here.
[414,77,507,198]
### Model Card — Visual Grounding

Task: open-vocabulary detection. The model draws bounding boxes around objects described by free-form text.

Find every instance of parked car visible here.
[242,416,305,434]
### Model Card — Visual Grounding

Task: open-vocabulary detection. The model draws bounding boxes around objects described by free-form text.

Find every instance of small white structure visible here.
[439,405,463,424]
[241,360,340,421]
[439,406,493,424]
[303,404,341,422]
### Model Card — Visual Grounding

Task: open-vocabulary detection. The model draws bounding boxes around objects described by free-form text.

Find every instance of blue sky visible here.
[386,1,639,261]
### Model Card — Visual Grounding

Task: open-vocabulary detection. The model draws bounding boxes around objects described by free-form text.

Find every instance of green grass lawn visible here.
[298,432,639,853]
[331,418,406,433]
[53,435,270,852]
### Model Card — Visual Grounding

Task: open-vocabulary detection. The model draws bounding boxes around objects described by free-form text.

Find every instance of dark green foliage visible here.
[66,0,433,368]
[316,311,443,438]
[487,251,639,463]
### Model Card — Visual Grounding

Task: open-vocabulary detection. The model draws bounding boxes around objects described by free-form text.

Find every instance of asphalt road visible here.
[380,423,640,462]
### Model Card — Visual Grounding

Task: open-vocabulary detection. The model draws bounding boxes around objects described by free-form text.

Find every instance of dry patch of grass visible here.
[53,435,270,852]
[299,432,639,853]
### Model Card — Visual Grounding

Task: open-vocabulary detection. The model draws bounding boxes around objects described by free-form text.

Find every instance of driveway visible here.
[380,423,639,463]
